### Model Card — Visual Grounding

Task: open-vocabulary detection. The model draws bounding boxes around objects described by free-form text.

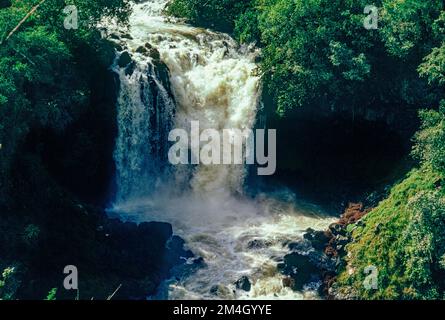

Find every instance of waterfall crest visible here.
[111,0,260,203]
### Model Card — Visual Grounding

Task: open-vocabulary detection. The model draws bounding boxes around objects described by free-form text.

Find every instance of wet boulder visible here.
[247,239,271,250]
[329,223,346,236]
[165,235,194,266]
[277,253,320,291]
[148,48,161,61]
[304,228,331,251]
[234,276,251,292]
[136,45,148,54]
[118,51,132,68]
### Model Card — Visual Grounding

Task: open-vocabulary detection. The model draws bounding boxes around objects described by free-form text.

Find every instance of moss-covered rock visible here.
[335,166,445,299]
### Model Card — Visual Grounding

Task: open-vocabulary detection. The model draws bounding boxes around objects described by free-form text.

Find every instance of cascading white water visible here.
[113,61,175,202]
[106,0,335,300]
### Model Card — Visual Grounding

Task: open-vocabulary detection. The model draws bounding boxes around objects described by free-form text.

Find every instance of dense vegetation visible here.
[168,0,445,299]
[168,0,444,115]
[0,0,186,300]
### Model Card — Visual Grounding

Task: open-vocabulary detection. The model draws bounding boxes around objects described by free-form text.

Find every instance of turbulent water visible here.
[106,0,335,300]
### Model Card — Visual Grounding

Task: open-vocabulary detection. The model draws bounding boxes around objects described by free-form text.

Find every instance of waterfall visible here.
[106,0,334,300]
[113,60,175,202]
[111,0,260,203]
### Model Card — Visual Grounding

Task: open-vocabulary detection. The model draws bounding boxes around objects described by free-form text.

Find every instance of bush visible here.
[413,101,445,173]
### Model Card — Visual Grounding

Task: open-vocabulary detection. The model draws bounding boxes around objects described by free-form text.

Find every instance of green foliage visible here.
[380,0,443,58]
[413,102,445,173]
[0,0,130,299]
[168,0,443,116]
[336,167,444,299]
[166,0,252,33]
[45,288,57,300]
[0,0,129,202]
[419,43,445,86]
[402,190,445,298]
[0,266,21,300]
[234,7,260,44]
[22,224,40,246]
[337,100,445,299]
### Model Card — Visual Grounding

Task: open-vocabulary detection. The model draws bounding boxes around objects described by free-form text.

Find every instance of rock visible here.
[278,253,319,291]
[90,218,192,299]
[304,228,331,251]
[165,235,194,266]
[148,48,161,60]
[335,235,349,246]
[114,44,123,52]
[329,223,346,236]
[121,33,133,40]
[247,239,271,250]
[150,59,173,96]
[325,245,337,257]
[118,51,132,68]
[125,61,136,76]
[109,33,120,40]
[234,276,251,292]
[282,277,295,288]
[288,240,312,253]
[135,46,148,54]
[210,285,219,295]
[193,257,206,267]
[339,203,372,225]
[210,285,231,297]
[145,42,153,49]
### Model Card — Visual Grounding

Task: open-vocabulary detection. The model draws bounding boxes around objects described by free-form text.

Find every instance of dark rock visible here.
[329,223,346,236]
[148,48,161,60]
[304,228,331,251]
[288,240,312,253]
[193,257,205,266]
[121,33,133,40]
[145,42,153,49]
[282,277,295,288]
[109,33,120,40]
[307,250,337,272]
[210,285,219,295]
[150,59,173,97]
[234,276,251,292]
[166,235,194,266]
[278,253,319,291]
[114,44,123,52]
[136,46,148,54]
[335,235,349,246]
[125,61,136,76]
[247,239,271,250]
[118,51,132,68]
